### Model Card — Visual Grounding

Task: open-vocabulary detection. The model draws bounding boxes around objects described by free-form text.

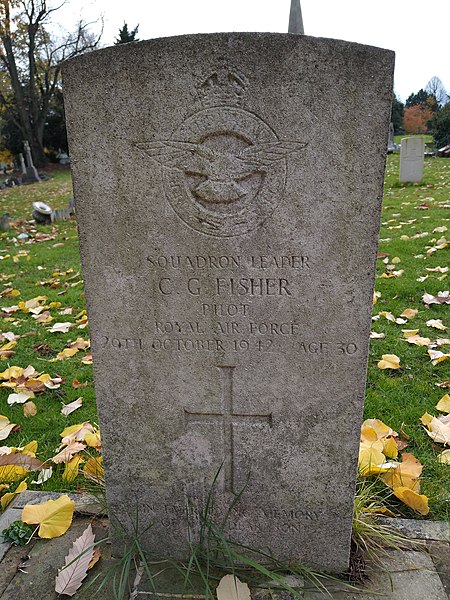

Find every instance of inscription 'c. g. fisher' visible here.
[184,366,272,493]
[135,64,307,237]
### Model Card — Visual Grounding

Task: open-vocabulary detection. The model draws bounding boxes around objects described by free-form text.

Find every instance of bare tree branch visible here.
[0,0,102,165]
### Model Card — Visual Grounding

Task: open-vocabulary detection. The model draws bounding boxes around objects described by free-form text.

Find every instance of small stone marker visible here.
[399,137,425,183]
[63,34,394,573]
[21,141,40,184]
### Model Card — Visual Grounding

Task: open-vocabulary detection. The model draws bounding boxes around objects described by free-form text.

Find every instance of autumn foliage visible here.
[404,105,433,134]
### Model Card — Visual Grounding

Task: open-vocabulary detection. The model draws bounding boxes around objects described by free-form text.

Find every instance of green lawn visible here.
[0,157,449,519]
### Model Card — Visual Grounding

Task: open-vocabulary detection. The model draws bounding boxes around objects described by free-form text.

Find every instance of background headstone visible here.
[19,153,26,175]
[63,33,394,573]
[387,122,399,153]
[21,141,40,184]
[399,137,425,182]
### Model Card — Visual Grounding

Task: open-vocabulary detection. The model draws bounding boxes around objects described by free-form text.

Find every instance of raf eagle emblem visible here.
[135,139,307,205]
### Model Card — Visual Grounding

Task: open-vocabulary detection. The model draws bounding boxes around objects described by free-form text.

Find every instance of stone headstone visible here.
[387,122,399,154]
[63,34,394,573]
[399,137,425,182]
[19,153,26,175]
[22,141,40,184]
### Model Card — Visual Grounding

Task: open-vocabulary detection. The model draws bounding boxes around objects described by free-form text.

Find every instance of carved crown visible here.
[196,62,249,108]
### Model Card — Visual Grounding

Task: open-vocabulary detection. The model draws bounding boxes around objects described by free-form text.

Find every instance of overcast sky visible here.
[54,0,449,102]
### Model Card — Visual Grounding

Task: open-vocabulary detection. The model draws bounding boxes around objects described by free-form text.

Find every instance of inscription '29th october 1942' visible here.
[98,334,359,355]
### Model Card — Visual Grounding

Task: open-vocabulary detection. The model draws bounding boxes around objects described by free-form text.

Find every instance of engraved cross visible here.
[184,366,272,494]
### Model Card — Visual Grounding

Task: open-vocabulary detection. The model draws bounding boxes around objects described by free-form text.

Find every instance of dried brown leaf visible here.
[55,524,95,597]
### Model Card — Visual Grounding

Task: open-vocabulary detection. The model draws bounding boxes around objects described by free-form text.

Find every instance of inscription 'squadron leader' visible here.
[136,67,307,237]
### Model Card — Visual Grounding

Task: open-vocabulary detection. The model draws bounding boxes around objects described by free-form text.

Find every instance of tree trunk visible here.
[30,137,47,168]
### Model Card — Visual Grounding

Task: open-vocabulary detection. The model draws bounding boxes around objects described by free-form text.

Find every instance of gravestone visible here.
[63,34,394,573]
[19,153,26,175]
[21,141,40,184]
[387,123,399,153]
[399,136,424,182]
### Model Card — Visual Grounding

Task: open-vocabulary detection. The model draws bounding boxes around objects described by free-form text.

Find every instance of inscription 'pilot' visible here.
[216,277,291,296]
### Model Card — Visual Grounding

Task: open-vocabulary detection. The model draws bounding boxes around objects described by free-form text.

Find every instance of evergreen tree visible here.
[431,103,450,147]
[115,23,139,45]
[406,88,438,113]
[391,94,404,134]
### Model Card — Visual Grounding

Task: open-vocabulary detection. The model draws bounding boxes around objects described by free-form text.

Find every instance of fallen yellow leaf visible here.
[62,455,84,484]
[358,446,392,476]
[400,308,418,319]
[361,419,396,442]
[0,465,28,483]
[379,311,396,322]
[0,416,16,441]
[81,352,92,365]
[56,347,79,360]
[83,456,104,484]
[84,431,101,450]
[392,487,429,515]
[428,350,450,366]
[436,394,450,413]
[420,412,433,426]
[382,436,398,459]
[377,354,401,370]
[20,441,38,456]
[22,494,74,538]
[437,449,450,465]
[23,401,37,417]
[381,453,422,491]
[1,480,27,511]
[60,423,94,445]
[402,329,419,338]
[52,442,86,464]
[61,397,83,416]
[426,319,447,331]
[422,414,450,445]
[406,334,431,346]
[0,366,23,380]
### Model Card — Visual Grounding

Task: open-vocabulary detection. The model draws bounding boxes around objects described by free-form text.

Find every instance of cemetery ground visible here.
[0,153,449,596]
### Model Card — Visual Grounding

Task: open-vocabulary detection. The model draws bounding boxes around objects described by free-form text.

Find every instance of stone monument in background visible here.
[63,33,394,573]
[399,136,425,183]
[21,141,40,184]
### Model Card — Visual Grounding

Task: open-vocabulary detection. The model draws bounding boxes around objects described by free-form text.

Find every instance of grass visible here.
[0,156,449,519]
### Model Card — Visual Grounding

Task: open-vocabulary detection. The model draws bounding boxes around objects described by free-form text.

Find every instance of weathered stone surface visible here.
[0,509,22,562]
[11,491,105,516]
[426,541,450,596]
[307,551,448,599]
[399,136,424,182]
[0,517,109,600]
[63,33,394,573]
[378,517,450,542]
